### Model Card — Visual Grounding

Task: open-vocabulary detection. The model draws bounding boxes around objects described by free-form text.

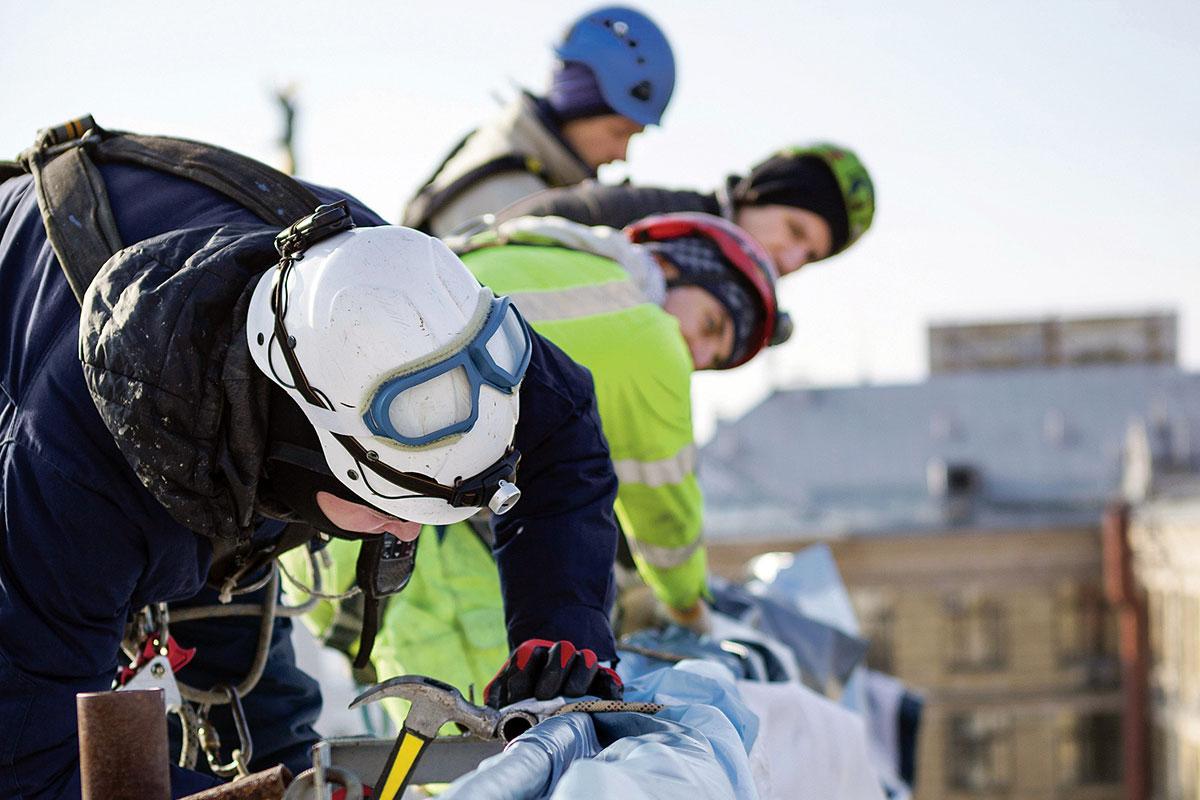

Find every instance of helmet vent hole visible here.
[631,81,652,101]
[627,39,637,47]
[637,57,646,65]
[347,469,359,481]
[602,18,612,27]
[256,333,265,345]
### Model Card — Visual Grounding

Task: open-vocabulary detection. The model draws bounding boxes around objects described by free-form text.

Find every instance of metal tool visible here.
[349,675,537,800]
[119,653,184,711]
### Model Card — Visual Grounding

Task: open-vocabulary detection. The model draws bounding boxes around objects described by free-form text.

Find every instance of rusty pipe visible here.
[179,765,292,799]
[77,688,170,800]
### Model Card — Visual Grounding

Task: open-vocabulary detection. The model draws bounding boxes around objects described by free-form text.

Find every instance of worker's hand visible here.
[663,598,712,636]
[484,639,623,709]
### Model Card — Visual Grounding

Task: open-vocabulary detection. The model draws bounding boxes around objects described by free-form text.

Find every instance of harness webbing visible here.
[402,126,543,234]
[7,114,319,304]
[5,115,432,672]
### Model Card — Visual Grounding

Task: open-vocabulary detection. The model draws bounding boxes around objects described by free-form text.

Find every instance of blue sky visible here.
[4,0,1198,435]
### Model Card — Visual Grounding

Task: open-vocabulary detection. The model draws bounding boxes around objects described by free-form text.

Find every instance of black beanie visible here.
[735,155,850,253]
[646,236,761,368]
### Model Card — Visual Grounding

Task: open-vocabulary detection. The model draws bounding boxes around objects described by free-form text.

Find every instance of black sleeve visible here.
[490,332,620,660]
[495,182,720,229]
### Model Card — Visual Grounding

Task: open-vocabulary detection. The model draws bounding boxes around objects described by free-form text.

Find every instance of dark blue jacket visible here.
[0,160,618,798]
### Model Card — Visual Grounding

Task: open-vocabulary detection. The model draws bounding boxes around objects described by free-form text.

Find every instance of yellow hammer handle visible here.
[375,729,430,800]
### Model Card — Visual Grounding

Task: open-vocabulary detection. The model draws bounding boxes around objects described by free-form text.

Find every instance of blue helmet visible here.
[555,6,675,126]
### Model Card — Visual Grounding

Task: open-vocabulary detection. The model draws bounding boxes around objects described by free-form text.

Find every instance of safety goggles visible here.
[363,294,532,448]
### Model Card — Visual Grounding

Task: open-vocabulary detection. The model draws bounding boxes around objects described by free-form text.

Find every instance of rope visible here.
[278,550,362,601]
[177,568,278,705]
[553,700,666,716]
[175,702,201,770]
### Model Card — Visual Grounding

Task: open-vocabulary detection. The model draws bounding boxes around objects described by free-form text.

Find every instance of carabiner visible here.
[199,684,254,779]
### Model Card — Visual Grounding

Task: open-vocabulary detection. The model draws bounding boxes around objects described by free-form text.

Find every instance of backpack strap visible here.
[93,132,318,226]
[16,114,320,304]
[403,128,544,233]
[0,160,24,184]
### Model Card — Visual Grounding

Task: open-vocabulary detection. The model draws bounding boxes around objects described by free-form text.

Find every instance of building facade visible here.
[700,342,1200,799]
[709,527,1123,800]
[1127,451,1200,800]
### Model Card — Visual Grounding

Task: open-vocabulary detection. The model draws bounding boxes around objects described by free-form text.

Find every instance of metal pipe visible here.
[77,688,170,800]
[179,765,291,799]
[1103,501,1149,800]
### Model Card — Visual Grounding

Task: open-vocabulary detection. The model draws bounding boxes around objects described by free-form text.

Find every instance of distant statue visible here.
[275,84,298,175]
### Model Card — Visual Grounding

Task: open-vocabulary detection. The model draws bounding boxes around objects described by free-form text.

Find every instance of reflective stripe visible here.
[629,534,704,570]
[612,444,697,488]
[507,279,647,323]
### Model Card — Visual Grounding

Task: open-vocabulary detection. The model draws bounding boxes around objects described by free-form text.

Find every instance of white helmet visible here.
[246,204,531,525]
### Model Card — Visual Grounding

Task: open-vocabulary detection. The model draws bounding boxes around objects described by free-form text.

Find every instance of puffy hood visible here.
[451,214,667,305]
[79,224,284,542]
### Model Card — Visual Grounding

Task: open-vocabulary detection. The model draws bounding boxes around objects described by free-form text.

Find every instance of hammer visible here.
[349,675,537,800]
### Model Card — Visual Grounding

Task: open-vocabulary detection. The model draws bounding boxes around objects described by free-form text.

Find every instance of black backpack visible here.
[401,127,544,234]
[1,116,415,667]
[0,114,319,302]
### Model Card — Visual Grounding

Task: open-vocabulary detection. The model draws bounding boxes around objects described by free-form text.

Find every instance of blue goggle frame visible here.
[363,295,532,447]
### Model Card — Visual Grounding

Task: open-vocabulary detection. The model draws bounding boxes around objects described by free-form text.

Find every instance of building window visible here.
[1056,711,1122,787]
[852,588,896,673]
[944,591,1008,672]
[1055,580,1119,683]
[946,712,1014,792]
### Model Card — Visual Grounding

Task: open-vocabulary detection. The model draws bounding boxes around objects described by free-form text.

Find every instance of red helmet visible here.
[625,212,780,369]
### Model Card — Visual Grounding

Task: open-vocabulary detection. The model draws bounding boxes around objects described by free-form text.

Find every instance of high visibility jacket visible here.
[285,522,507,727]
[463,243,706,610]
[300,230,704,700]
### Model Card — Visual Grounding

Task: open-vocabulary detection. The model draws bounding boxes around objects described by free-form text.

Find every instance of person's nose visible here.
[380,520,422,541]
[774,243,813,276]
[686,335,717,370]
[613,130,639,163]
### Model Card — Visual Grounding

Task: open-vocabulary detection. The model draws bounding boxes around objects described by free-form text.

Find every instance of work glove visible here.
[484,639,623,709]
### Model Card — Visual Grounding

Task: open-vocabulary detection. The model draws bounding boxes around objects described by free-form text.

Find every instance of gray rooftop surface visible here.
[699,364,1200,539]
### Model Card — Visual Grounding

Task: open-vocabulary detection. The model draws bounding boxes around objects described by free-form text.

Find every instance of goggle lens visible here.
[484,304,528,379]
[364,296,532,447]
[384,365,474,441]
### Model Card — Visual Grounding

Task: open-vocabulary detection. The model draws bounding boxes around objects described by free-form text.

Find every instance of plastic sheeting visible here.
[710,577,865,687]
[437,713,602,800]
[619,626,755,680]
[747,544,916,799]
[737,681,886,800]
[440,665,760,800]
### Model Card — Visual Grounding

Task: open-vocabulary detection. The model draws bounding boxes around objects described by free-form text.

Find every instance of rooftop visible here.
[700,363,1200,540]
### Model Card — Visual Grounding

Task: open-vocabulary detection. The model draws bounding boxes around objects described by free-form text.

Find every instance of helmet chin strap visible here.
[263,444,383,540]
[264,383,402,538]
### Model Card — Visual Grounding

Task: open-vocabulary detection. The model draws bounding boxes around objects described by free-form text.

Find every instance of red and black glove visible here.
[484,639,623,709]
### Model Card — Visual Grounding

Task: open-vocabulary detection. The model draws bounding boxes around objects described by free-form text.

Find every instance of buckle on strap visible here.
[274,200,355,259]
[23,115,108,163]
